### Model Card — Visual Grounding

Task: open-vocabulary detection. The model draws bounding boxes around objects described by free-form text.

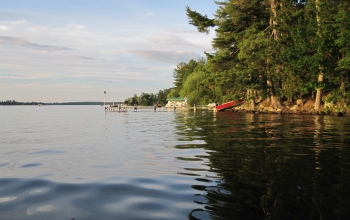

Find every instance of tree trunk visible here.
[314,0,322,110]
[339,72,346,107]
[270,0,278,40]
[315,88,322,110]
[247,88,255,110]
[268,0,282,109]
[271,93,282,109]
[267,79,282,109]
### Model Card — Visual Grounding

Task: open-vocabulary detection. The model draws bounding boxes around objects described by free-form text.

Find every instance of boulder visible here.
[296,99,303,106]
[264,106,275,113]
[290,105,299,111]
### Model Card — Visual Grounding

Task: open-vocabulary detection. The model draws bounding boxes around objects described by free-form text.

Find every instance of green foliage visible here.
[157,88,171,104]
[167,89,180,99]
[134,1,350,107]
[180,70,208,105]
[172,58,205,91]
[334,2,350,71]
[185,6,215,34]
[124,89,171,106]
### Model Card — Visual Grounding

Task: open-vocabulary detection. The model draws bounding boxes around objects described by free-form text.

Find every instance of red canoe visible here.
[215,99,244,111]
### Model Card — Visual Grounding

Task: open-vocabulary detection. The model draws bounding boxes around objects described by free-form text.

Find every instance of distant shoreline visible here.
[0,101,121,106]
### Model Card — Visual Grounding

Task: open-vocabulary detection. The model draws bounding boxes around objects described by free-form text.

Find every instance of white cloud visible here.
[0,25,8,30]
[129,50,201,64]
[0,36,72,52]
[148,35,196,47]
[0,1,217,102]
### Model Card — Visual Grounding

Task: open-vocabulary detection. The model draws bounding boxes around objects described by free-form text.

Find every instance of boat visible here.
[215,99,244,111]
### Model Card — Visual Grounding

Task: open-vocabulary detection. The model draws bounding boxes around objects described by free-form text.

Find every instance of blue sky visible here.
[0,0,217,102]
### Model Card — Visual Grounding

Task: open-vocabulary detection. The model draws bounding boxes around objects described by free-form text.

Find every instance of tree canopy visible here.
[170,0,350,109]
[128,1,350,110]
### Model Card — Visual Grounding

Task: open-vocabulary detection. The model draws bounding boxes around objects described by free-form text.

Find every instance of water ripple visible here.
[27,150,66,155]
[0,176,202,220]
[1,106,350,219]
[19,163,43,168]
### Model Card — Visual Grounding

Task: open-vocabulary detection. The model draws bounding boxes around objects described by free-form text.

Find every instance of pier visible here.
[104,102,126,112]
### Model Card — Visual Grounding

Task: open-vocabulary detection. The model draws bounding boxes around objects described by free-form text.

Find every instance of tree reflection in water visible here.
[176,111,350,219]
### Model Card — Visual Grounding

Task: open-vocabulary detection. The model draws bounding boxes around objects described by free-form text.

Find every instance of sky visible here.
[0,0,217,102]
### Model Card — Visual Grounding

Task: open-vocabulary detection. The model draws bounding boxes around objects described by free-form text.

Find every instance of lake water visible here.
[0,105,350,219]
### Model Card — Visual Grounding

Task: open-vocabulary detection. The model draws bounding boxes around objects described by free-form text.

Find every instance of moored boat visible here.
[215,99,244,111]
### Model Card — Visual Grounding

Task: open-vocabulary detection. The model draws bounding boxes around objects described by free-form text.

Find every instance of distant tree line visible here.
[45,102,106,105]
[0,101,114,105]
[0,100,44,105]
[124,89,171,106]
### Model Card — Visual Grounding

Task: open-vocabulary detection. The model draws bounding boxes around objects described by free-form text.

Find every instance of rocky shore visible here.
[229,99,349,117]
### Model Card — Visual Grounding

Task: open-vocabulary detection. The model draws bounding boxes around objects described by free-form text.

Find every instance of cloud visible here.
[0,25,8,31]
[0,73,26,79]
[15,83,40,88]
[75,56,94,60]
[129,50,201,64]
[62,23,87,31]
[126,66,148,70]
[148,35,196,47]
[0,36,72,52]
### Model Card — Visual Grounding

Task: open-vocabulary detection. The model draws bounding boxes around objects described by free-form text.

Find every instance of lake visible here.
[0,105,349,219]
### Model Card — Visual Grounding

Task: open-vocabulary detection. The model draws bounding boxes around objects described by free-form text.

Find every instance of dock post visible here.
[104,91,106,109]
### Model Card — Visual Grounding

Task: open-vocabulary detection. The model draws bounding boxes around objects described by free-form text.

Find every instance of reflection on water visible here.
[0,106,350,219]
[191,112,350,220]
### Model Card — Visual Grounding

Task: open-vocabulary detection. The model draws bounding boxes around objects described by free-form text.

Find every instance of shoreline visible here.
[228,108,348,117]
[224,98,349,116]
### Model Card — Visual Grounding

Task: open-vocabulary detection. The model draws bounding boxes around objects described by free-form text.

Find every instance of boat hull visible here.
[215,99,244,111]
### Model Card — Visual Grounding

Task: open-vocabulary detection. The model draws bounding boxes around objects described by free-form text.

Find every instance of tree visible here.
[173,59,205,91]
[331,1,350,106]
[171,58,206,100]
[181,0,350,109]
[185,6,215,34]
[180,62,214,105]
[157,88,171,105]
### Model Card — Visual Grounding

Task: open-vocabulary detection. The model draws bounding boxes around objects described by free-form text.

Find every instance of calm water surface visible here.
[0,106,350,219]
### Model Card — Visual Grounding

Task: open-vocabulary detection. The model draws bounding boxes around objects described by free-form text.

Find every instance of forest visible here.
[126,0,350,111]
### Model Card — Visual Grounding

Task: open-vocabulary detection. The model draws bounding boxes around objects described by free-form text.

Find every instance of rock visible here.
[296,99,303,106]
[264,106,275,113]
[290,105,299,111]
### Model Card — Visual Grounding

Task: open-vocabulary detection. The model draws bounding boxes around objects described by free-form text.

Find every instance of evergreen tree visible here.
[171,58,205,97]
[181,0,350,109]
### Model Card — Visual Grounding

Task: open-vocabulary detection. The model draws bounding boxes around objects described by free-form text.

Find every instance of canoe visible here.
[215,99,244,111]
